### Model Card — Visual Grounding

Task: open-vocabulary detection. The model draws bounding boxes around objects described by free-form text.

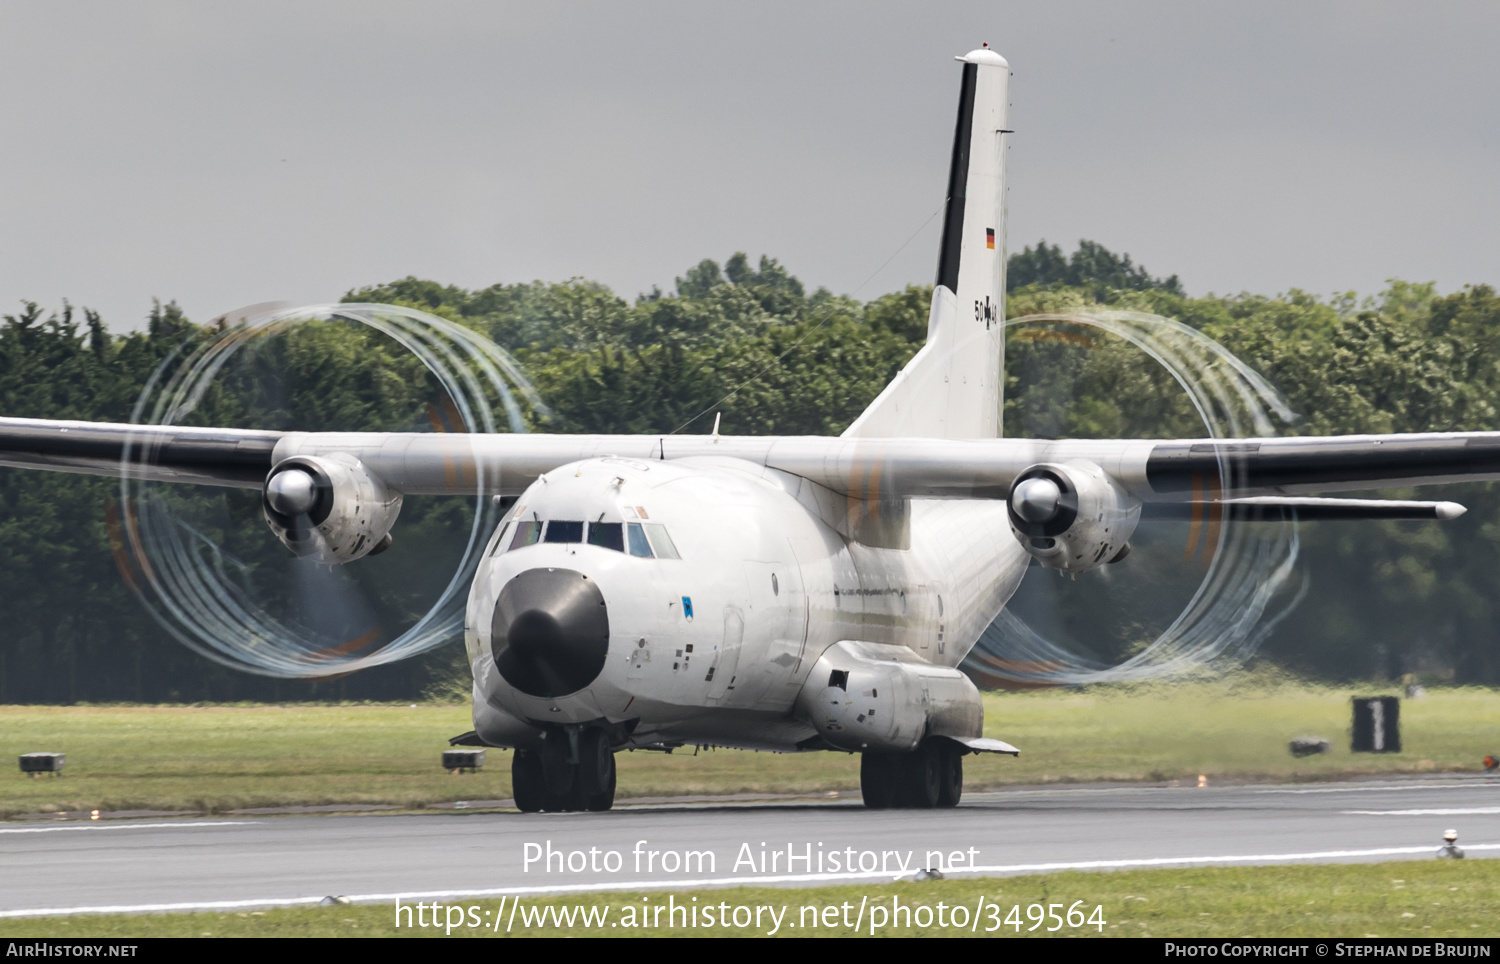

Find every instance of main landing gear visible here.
[860,739,964,809]
[512,727,616,813]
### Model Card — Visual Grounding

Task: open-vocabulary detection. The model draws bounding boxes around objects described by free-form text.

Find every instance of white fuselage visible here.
[465,454,1029,751]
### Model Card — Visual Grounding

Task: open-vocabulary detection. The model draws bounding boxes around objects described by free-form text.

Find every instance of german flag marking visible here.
[985,228,996,250]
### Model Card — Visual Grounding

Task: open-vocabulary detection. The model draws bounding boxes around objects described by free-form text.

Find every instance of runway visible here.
[2,776,1497,917]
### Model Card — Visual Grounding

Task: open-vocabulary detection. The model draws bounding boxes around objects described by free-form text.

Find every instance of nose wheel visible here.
[860,739,963,809]
[512,727,617,813]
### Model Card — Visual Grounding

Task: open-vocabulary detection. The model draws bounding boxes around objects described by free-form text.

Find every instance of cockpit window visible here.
[626,523,652,558]
[643,523,681,560]
[544,521,584,544]
[503,519,675,557]
[509,520,542,550]
[588,522,624,552]
[488,521,513,556]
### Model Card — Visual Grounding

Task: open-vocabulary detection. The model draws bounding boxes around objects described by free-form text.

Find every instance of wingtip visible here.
[1435,501,1467,520]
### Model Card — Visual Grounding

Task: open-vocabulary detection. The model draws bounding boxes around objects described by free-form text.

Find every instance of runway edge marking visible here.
[0,820,252,835]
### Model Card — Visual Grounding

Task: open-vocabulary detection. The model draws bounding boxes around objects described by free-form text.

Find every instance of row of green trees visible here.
[2,241,1497,701]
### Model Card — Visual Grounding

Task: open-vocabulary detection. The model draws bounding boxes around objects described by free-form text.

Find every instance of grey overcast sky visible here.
[2,2,1497,330]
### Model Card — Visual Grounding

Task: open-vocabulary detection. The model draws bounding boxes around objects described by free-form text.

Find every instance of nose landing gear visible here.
[512,726,617,813]
[860,739,964,809]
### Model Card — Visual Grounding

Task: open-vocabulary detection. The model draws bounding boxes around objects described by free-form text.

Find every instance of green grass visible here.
[1,679,1496,818]
[3,860,1495,937]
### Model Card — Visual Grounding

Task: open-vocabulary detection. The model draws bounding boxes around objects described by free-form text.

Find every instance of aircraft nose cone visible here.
[491,568,609,698]
[1012,476,1062,523]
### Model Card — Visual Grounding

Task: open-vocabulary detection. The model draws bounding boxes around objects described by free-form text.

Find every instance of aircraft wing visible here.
[0,416,281,488]
[271,430,1500,501]
[4,416,1500,504]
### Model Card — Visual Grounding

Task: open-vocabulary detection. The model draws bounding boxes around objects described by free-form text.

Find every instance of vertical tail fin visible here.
[845,47,1009,439]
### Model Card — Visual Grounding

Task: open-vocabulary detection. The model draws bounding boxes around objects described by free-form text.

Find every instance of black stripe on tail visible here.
[935,62,978,293]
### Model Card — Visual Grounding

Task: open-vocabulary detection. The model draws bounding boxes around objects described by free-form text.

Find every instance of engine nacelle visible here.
[795,641,983,752]
[262,454,402,564]
[1007,460,1140,574]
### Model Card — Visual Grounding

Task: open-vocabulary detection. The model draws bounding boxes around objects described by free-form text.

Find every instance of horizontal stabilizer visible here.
[945,735,1020,756]
[1140,497,1466,522]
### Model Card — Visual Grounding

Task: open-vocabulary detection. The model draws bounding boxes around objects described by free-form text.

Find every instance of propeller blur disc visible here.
[965,309,1303,688]
[115,303,547,679]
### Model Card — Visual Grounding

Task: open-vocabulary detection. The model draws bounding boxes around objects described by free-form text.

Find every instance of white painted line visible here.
[1343,808,1500,816]
[0,896,327,917]
[1257,783,1492,795]
[961,843,1500,873]
[0,821,251,835]
[3,842,1496,918]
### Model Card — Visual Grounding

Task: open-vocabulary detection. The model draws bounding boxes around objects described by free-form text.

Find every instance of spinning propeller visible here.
[965,309,1305,688]
[112,303,543,679]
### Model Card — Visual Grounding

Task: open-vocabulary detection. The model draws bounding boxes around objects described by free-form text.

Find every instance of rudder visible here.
[846,47,1009,440]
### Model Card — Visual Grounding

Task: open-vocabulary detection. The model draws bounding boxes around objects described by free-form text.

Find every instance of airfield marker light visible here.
[90,810,99,820]
[19,752,64,777]
[1197,774,1207,788]
[1438,829,1465,859]
[1290,736,1332,757]
[443,749,485,774]
[1484,755,1498,773]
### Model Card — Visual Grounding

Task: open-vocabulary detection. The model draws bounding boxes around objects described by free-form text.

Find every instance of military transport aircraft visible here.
[0,46,1492,813]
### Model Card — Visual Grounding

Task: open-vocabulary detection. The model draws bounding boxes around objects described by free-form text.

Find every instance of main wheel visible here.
[511,749,546,813]
[540,731,575,797]
[897,742,942,809]
[860,752,899,809]
[556,781,592,812]
[576,728,612,797]
[937,742,963,808]
[585,751,617,812]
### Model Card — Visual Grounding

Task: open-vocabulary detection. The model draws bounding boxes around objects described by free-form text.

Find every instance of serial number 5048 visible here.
[1003,901,1105,932]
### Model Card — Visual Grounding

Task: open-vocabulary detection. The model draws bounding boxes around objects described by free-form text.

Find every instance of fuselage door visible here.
[705,604,744,703]
[735,557,808,706]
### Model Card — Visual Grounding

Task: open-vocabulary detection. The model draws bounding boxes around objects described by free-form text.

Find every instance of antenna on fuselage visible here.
[711,412,721,442]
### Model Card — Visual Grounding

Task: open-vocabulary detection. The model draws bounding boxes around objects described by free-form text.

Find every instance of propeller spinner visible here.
[1011,476,1063,524]
[266,468,319,517]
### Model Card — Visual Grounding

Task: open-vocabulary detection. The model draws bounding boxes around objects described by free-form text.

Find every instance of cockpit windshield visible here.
[588,522,624,551]
[625,522,651,558]
[543,521,584,544]
[493,518,680,559]
[509,520,542,551]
